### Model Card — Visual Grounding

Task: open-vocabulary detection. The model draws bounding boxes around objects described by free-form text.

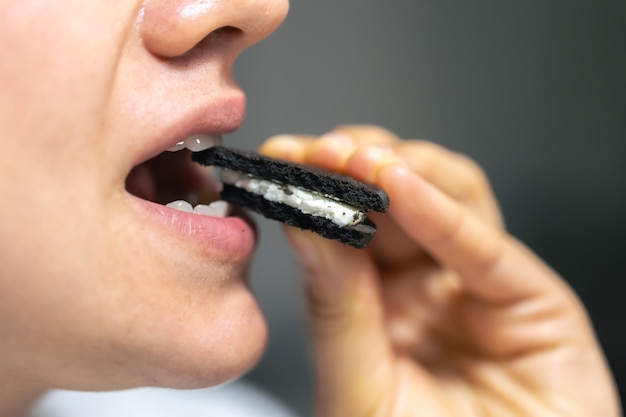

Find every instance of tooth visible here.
[183,134,223,152]
[166,140,186,152]
[165,134,223,153]
[165,200,193,213]
[193,201,230,217]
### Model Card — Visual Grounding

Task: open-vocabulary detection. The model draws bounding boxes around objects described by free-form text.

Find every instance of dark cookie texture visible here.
[192,146,389,212]
[192,146,390,248]
[221,184,377,248]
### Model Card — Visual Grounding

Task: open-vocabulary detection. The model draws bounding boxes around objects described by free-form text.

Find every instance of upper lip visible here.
[131,91,246,169]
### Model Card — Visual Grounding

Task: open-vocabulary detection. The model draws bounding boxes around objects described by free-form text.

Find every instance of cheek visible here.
[0,172,105,308]
[0,2,129,178]
[0,0,135,366]
[0,169,109,380]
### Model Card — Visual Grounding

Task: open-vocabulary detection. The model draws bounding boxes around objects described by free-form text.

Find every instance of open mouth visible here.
[125,134,231,217]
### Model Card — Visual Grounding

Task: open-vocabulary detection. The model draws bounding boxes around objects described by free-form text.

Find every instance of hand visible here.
[260,126,620,417]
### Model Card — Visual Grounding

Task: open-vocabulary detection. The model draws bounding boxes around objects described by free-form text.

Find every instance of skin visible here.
[261,127,622,417]
[0,1,288,416]
[0,1,619,417]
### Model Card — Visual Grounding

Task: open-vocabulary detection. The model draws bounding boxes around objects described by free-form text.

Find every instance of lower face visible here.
[0,2,268,390]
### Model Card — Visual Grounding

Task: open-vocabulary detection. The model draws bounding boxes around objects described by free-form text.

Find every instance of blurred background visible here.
[229,1,625,415]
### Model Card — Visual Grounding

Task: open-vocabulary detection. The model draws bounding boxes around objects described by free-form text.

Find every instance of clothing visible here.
[29,380,298,417]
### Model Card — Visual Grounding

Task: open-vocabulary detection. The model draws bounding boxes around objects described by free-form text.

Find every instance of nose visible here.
[140,0,289,58]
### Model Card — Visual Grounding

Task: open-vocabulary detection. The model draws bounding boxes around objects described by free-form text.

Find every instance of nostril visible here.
[208,26,242,41]
[195,25,243,51]
[140,2,243,60]
[166,26,244,64]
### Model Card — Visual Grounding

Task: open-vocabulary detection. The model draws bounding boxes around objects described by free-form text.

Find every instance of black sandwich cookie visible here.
[192,146,390,248]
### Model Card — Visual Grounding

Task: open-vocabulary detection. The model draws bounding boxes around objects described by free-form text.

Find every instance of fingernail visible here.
[384,161,413,177]
[366,144,395,155]
[264,134,300,150]
[378,162,416,200]
[352,146,406,184]
[318,132,355,153]
[363,145,402,163]
[262,134,306,161]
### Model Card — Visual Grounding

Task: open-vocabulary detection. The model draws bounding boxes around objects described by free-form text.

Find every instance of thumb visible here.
[284,226,395,417]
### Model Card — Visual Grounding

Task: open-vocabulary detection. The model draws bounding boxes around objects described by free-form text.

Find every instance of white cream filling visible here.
[221,169,365,227]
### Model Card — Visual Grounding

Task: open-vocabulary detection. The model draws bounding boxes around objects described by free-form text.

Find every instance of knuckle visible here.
[401,139,441,157]
[306,289,371,339]
[457,154,491,197]
[395,140,436,173]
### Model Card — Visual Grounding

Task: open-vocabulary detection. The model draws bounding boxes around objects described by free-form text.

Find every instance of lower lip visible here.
[131,196,257,262]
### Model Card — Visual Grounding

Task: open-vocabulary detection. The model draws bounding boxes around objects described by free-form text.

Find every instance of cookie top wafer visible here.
[192,146,390,248]
[192,146,390,213]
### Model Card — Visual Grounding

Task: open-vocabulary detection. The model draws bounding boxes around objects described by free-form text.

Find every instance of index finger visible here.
[376,163,566,304]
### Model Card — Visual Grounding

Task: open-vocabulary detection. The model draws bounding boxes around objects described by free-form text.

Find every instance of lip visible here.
[130,196,257,263]
[132,91,246,169]
[124,89,256,262]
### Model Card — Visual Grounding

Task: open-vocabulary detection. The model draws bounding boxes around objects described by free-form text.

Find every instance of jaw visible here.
[90,251,269,389]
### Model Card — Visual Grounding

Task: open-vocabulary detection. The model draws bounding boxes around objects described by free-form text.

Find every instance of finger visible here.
[394,141,504,227]
[266,128,491,210]
[262,125,400,173]
[377,163,570,305]
[335,147,596,357]
[263,130,500,225]
[321,144,571,304]
[261,134,420,266]
[395,141,484,200]
[259,134,316,163]
[303,125,402,173]
[262,132,508,276]
[283,226,397,416]
[382,262,462,356]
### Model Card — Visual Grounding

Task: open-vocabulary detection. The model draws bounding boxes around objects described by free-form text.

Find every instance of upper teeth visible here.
[167,134,223,152]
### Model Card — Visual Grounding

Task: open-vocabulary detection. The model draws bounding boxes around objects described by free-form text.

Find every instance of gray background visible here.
[230,1,626,415]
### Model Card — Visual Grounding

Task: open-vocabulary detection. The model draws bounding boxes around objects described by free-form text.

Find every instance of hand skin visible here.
[261,125,621,417]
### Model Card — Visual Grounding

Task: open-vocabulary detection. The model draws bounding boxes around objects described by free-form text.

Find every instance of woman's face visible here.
[0,0,288,390]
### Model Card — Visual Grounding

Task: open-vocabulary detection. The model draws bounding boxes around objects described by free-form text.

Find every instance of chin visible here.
[164,294,269,389]
[78,259,269,391]
[129,282,269,389]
